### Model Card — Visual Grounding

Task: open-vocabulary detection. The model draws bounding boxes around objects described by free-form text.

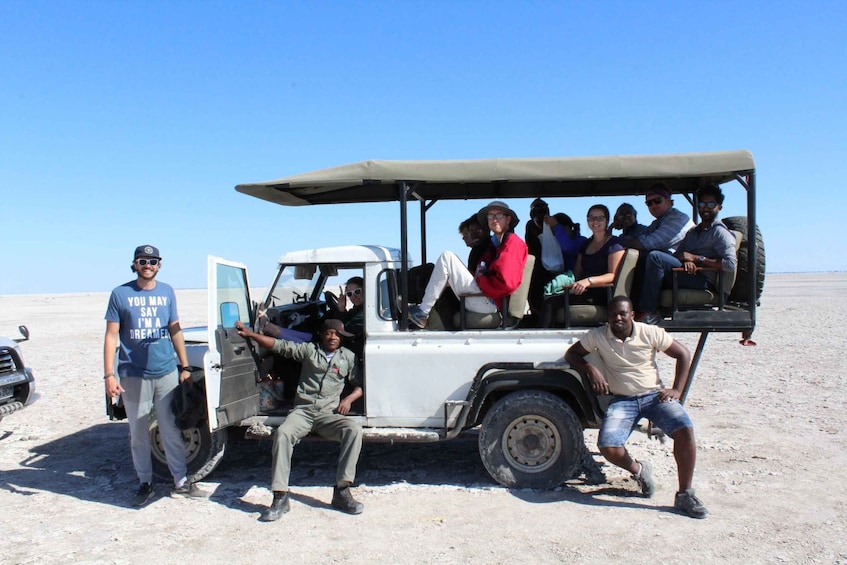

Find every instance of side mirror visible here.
[16,325,30,342]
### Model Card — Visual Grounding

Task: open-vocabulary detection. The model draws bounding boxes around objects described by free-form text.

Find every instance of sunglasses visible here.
[345,288,363,298]
[645,197,664,206]
[135,258,160,266]
[698,201,719,209]
[487,212,508,220]
[586,215,607,222]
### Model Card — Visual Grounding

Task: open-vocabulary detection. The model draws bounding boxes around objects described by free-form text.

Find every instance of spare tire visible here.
[722,216,765,305]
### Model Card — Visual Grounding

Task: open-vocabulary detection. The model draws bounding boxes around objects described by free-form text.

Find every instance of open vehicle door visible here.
[204,256,260,431]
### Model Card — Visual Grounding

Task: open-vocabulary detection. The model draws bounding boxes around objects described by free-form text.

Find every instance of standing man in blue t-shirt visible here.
[104,244,206,506]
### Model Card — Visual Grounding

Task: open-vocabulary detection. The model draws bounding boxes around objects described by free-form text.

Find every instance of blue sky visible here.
[1,1,843,295]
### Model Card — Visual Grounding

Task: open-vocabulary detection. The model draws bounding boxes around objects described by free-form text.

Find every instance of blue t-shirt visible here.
[105,281,180,378]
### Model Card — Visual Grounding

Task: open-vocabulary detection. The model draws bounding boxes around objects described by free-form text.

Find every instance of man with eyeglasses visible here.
[637,184,738,324]
[103,245,207,506]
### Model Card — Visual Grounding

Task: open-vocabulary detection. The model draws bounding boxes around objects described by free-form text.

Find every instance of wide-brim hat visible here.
[321,318,353,337]
[478,201,520,230]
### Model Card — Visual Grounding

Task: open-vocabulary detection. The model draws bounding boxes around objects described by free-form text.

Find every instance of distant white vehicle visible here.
[108,151,765,488]
[0,326,38,421]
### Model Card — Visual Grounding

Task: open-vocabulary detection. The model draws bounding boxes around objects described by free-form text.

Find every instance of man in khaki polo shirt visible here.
[565,296,707,518]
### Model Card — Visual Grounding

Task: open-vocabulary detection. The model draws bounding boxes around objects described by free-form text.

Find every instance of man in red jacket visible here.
[408,201,528,328]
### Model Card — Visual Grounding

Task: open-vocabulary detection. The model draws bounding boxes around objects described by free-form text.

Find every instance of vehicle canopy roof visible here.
[236,150,755,206]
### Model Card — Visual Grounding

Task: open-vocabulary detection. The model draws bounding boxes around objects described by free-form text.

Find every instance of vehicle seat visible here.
[658,230,742,312]
[455,255,535,329]
[546,248,640,327]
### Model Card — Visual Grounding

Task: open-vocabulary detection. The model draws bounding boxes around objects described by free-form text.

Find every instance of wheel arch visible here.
[466,366,603,430]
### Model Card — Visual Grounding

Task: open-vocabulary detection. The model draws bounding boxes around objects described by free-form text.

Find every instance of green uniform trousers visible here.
[271,408,363,491]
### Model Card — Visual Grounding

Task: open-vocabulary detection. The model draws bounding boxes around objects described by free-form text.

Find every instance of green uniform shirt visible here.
[270,340,360,412]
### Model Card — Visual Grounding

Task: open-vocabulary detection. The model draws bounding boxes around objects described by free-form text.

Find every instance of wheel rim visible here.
[501,415,562,473]
[150,424,202,465]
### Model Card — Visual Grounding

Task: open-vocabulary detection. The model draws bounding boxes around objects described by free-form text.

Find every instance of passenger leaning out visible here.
[541,204,624,327]
[408,201,528,329]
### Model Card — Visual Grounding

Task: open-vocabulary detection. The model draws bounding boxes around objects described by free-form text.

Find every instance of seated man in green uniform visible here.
[235,318,364,521]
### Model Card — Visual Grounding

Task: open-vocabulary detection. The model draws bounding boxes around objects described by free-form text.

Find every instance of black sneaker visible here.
[259,491,290,522]
[633,460,656,498]
[171,482,208,498]
[331,485,364,515]
[132,482,154,507]
[674,488,709,519]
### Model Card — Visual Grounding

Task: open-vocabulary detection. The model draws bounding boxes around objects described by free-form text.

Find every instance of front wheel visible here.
[149,415,228,482]
[478,390,584,489]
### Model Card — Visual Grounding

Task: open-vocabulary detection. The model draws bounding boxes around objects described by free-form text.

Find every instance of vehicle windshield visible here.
[264,265,322,307]
[262,264,364,309]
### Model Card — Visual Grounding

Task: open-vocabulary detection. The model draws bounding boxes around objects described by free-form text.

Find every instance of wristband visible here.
[587,277,593,285]
[104,372,115,380]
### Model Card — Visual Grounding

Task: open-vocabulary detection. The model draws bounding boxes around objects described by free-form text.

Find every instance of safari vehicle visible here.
[140,151,764,488]
[0,326,37,421]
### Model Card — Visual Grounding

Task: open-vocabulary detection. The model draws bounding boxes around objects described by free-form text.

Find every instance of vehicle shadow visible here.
[2,423,636,515]
[0,424,496,509]
[216,432,496,488]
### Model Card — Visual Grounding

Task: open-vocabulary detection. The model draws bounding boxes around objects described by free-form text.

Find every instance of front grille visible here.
[0,349,15,375]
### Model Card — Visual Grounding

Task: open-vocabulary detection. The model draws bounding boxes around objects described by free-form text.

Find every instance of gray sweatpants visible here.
[121,370,187,486]
[271,408,363,491]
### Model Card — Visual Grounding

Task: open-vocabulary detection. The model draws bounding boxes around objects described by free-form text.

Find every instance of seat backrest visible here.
[611,247,639,300]
[506,255,535,321]
[721,230,743,295]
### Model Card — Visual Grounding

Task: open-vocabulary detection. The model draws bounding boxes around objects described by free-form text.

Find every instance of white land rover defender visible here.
[111,151,764,489]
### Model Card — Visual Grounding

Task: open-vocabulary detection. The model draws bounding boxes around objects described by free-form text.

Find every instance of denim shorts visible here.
[597,390,693,448]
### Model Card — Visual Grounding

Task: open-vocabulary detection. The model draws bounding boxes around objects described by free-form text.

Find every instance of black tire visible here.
[149,415,228,482]
[478,390,584,489]
[722,216,765,305]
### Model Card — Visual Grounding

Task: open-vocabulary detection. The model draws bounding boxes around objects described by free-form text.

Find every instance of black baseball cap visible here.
[134,245,161,260]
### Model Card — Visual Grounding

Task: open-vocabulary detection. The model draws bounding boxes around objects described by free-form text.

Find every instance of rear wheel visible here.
[149,414,228,482]
[478,390,584,489]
